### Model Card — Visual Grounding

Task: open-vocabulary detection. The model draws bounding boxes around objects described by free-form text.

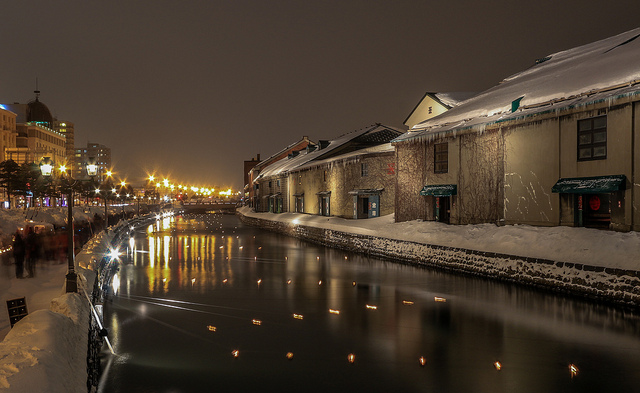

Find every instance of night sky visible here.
[1,1,639,189]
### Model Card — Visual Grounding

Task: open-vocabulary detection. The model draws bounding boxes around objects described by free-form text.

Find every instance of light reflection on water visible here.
[99,214,640,393]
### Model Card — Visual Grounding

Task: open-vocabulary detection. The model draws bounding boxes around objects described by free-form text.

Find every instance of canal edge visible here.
[237,211,640,309]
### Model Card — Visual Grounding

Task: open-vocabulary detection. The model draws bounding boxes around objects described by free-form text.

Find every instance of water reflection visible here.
[100,214,640,393]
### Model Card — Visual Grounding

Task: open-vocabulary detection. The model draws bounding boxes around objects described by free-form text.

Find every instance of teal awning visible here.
[551,175,626,194]
[419,184,457,197]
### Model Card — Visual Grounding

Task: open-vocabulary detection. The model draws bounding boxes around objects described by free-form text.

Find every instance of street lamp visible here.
[102,170,113,226]
[86,158,98,178]
[39,157,53,177]
[40,157,77,293]
[86,158,98,206]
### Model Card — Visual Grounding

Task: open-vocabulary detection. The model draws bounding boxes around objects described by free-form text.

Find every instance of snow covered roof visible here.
[257,124,403,179]
[434,92,477,108]
[251,136,315,171]
[293,143,394,172]
[395,28,640,143]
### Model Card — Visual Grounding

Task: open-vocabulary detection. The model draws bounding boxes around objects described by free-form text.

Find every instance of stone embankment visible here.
[238,213,640,308]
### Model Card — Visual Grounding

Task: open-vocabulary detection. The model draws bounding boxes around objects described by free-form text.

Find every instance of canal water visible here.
[98,213,640,393]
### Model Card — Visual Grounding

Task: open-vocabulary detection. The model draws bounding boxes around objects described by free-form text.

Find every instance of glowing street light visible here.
[86,158,98,177]
[39,157,53,177]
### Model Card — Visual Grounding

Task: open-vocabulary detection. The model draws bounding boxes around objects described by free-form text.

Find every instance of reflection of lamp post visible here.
[40,157,77,293]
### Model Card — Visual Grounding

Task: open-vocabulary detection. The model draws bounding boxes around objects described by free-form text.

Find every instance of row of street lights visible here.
[40,157,146,293]
[37,159,234,293]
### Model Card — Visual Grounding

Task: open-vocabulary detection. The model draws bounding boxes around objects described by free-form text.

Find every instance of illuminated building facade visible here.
[0,106,18,161]
[5,123,66,165]
[55,120,75,168]
[1,91,67,165]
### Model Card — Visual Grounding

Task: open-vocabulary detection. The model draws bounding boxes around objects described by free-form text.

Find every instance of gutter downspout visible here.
[632,102,636,230]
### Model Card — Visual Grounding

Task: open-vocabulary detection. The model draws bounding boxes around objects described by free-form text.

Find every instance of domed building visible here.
[1,90,67,166]
[26,91,54,129]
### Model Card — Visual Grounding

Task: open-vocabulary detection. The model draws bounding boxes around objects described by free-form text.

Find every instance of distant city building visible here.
[0,106,17,161]
[5,123,66,165]
[54,120,75,168]
[1,90,67,165]
[74,142,111,181]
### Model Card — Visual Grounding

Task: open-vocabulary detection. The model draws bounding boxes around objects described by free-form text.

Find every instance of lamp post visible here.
[86,158,98,206]
[40,157,78,293]
[102,170,113,227]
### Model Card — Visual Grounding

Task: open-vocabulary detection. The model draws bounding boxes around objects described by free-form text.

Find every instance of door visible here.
[435,197,451,224]
[368,195,379,218]
[582,193,610,229]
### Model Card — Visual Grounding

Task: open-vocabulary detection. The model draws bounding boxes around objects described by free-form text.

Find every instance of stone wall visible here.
[239,213,640,307]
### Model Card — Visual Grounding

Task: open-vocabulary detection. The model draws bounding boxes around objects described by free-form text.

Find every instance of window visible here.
[434,143,448,173]
[361,163,368,177]
[323,170,327,182]
[578,116,607,161]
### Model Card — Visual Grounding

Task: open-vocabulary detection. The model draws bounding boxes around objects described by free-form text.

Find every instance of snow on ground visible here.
[238,207,640,270]
[0,260,67,341]
[0,208,117,392]
[0,293,89,392]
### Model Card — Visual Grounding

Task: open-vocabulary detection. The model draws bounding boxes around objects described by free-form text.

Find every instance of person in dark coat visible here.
[25,227,38,278]
[13,230,25,279]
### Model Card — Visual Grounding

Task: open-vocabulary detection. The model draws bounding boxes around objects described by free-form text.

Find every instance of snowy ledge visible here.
[237,207,640,307]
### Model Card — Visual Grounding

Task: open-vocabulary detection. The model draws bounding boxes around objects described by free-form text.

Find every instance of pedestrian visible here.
[12,229,25,279]
[25,227,38,278]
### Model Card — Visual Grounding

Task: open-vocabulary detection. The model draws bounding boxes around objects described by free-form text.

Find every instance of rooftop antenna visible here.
[34,77,40,100]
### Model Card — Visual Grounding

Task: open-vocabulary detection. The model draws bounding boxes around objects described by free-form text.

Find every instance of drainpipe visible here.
[632,101,636,230]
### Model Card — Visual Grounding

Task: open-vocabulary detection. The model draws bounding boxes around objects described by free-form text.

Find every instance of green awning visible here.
[419,184,457,197]
[551,175,626,194]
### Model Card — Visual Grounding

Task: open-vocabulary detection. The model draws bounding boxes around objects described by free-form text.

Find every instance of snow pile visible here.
[0,293,89,392]
[238,207,640,269]
[76,230,114,273]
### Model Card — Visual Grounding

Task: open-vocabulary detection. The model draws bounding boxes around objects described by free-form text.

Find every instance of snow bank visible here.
[0,293,89,392]
[238,207,640,269]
